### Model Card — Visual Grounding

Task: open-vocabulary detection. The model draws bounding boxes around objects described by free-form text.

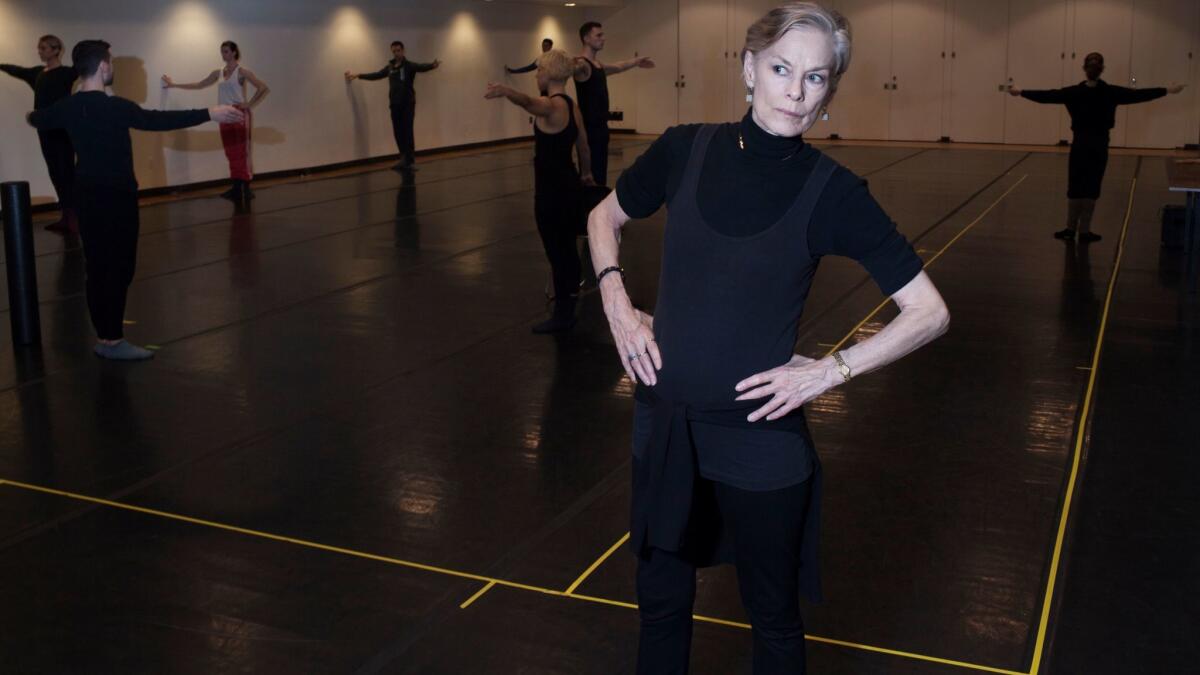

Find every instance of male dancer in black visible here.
[2,35,78,233]
[573,21,654,187]
[345,41,440,170]
[505,38,553,75]
[1010,52,1185,242]
[28,40,244,360]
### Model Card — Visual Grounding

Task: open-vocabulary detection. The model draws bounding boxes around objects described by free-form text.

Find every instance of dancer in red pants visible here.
[162,40,270,201]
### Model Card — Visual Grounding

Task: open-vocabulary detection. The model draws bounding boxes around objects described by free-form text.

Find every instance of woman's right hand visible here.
[605,300,660,385]
[161,75,173,88]
[344,71,357,82]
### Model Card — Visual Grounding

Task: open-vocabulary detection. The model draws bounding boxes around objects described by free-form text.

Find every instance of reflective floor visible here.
[0,136,1195,674]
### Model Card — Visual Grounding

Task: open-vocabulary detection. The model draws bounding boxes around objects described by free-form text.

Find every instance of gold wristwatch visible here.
[832,351,852,383]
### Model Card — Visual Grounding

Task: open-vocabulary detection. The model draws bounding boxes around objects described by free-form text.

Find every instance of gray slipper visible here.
[93,340,155,361]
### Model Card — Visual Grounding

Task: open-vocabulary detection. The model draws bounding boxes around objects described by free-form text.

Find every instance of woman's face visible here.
[37,41,59,63]
[742,26,835,137]
[221,45,236,63]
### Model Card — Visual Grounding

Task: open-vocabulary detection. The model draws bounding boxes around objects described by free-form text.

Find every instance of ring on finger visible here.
[629,353,641,360]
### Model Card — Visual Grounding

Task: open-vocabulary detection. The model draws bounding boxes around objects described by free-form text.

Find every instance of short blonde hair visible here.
[537,49,574,83]
[38,35,64,54]
[743,3,852,95]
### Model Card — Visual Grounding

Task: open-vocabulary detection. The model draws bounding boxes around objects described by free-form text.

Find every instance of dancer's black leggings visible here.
[38,129,75,209]
[1067,133,1108,200]
[390,102,416,161]
[585,124,610,187]
[77,184,139,340]
[534,192,581,309]
[636,475,812,674]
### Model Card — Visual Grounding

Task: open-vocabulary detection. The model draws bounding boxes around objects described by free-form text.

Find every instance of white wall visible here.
[0,0,619,203]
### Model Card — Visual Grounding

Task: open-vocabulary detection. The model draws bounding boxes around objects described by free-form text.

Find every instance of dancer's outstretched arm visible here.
[603,56,654,75]
[1,64,41,89]
[346,65,389,82]
[1008,85,1068,104]
[412,59,441,73]
[1113,83,1185,105]
[483,83,557,117]
[162,70,219,90]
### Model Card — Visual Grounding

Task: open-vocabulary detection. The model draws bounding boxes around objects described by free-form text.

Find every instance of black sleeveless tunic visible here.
[574,58,609,131]
[631,124,835,602]
[534,93,580,196]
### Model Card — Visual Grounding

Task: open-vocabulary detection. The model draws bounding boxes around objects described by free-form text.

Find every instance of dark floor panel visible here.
[0,488,476,675]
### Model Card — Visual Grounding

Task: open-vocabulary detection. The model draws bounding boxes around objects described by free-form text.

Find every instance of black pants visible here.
[585,124,610,187]
[534,192,581,313]
[77,184,139,340]
[38,129,75,209]
[390,103,416,162]
[637,477,812,675]
[1067,134,1109,199]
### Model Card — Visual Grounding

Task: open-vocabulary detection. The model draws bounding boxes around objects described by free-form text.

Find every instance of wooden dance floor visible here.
[0,136,1195,674]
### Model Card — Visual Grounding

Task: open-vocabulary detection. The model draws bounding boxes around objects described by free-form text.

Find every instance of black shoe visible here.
[219,184,239,200]
[531,315,576,334]
[242,182,256,200]
[1077,231,1102,243]
[1053,228,1076,240]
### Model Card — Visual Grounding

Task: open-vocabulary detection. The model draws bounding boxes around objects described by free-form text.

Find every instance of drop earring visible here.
[745,86,753,103]
[820,108,829,121]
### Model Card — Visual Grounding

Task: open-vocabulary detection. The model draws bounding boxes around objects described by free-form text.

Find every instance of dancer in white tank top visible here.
[162,40,270,201]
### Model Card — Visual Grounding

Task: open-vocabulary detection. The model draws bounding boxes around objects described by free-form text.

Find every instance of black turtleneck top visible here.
[617,110,921,296]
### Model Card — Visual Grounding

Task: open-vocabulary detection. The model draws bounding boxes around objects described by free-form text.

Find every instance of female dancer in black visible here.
[485,49,596,333]
[2,35,78,232]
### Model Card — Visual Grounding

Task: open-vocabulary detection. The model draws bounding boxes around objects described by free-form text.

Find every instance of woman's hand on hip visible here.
[605,303,660,386]
[734,354,838,422]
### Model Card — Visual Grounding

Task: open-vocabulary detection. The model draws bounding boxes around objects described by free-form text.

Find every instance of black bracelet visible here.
[596,265,625,285]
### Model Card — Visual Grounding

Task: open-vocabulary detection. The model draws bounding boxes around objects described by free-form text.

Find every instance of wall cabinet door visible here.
[633,0,681,134]
[947,0,1009,143]
[679,0,731,124]
[1005,0,1070,145]
[831,0,893,140]
[889,0,947,141]
[1125,0,1198,148]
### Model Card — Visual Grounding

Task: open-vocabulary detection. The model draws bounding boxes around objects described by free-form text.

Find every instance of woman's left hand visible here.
[484,83,506,99]
[734,354,838,422]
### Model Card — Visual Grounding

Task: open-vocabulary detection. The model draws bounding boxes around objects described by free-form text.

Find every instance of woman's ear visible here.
[742,50,756,92]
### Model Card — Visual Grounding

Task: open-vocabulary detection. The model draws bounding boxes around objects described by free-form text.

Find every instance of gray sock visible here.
[93,340,155,361]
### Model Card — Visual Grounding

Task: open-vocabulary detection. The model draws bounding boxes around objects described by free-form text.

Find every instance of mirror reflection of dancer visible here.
[486,49,598,333]
[505,38,554,75]
[345,41,441,171]
[1,35,79,233]
[28,40,245,360]
[507,38,554,96]
[573,21,654,186]
[1010,52,1185,242]
[162,40,270,201]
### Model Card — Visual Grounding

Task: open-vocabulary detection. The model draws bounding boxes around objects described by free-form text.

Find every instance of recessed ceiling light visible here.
[565,2,577,6]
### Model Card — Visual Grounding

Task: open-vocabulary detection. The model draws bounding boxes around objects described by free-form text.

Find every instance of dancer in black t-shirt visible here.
[1010,52,1185,242]
[2,35,78,233]
[28,40,244,360]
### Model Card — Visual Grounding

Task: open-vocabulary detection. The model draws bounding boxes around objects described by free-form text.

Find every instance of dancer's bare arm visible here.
[239,67,270,109]
[574,103,594,185]
[483,83,558,118]
[161,70,219,90]
[589,192,660,385]
[604,56,655,75]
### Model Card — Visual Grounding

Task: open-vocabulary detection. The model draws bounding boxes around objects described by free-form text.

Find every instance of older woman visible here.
[587,3,949,672]
[486,49,598,333]
[162,41,270,201]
